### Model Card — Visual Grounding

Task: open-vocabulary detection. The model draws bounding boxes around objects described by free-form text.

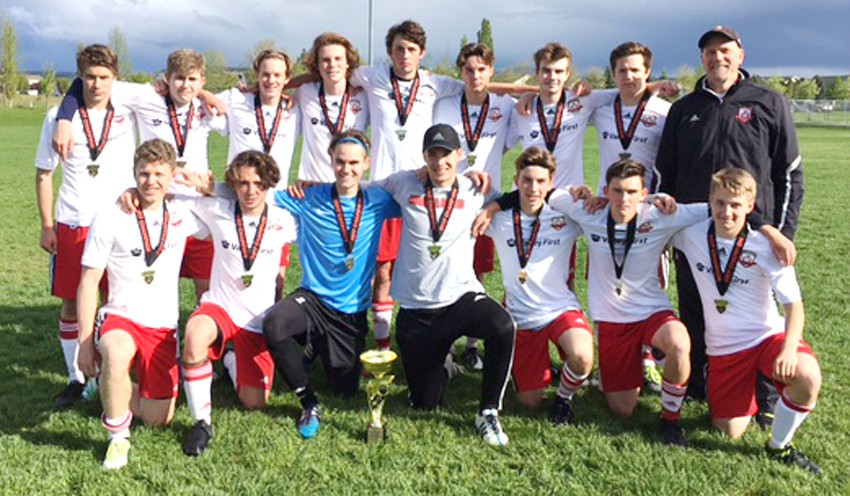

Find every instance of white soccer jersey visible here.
[591,94,670,193]
[35,105,137,227]
[350,66,464,180]
[214,88,300,186]
[549,191,707,323]
[380,172,494,309]
[434,93,517,188]
[295,82,369,183]
[672,219,801,356]
[193,196,297,333]
[111,81,223,196]
[81,201,205,329]
[512,89,616,188]
[487,204,582,329]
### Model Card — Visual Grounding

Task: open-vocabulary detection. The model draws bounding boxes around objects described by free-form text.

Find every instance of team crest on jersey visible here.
[530,130,540,139]
[567,98,583,113]
[489,108,503,122]
[171,218,182,227]
[131,248,142,257]
[739,250,758,267]
[221,240,230,249]
[550,216,567,231]
[350,99,363,114]
[115,115,125,124]
[736,106,754,124]
[640,114,658,127]
[242,127,251,135]
[268,222,283,231]
[637,222,653,233]
[311,117,320,125]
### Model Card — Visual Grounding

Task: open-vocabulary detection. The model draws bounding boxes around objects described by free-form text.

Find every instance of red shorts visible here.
[180,237,213,280]
[512,310,592,393]
[597,311,679,393]
[280,243,291,268]
[473,235,495,274]
[377,218,401,263]
[98,314,179,400]
[708,334,816,420]
[192,303,274,391]
[51,223,107,299]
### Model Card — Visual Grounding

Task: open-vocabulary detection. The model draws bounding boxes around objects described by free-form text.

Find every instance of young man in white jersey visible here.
[35,44,136,409]
[76,139,204,469]
[379,124,515,446]
[671,168,821,474]
[180,151,297,456]
[296,33,369,183]
[55,49,222,301]
[485,148,593,425]
[434,42,517,371]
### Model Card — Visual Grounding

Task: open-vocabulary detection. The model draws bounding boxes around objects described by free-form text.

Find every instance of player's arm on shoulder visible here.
[757,224,796,266]
[488,82,538,97]
[287,72,320,90]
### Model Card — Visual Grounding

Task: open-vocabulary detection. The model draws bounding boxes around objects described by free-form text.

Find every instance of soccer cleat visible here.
[182,420,213,456]
[443,353,465,381]
[642,364,663,394]
[474,409,509,446]
[297,405,321,439]
[102,437,131,470]
[462,346,484,371]
[659,418,686,447]
[549,396,574,427]
[53,381,86,410]
[755,411,775,430]
[766,443,821,475]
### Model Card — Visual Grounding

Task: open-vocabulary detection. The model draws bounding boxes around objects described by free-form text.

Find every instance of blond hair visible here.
[710,167,757,202]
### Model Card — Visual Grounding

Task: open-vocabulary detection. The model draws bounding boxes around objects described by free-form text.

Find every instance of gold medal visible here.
[142,270,155,284]
[467,154,476,166]
[715,299,728,314]
[176,160,187,168]
[429,244,441,259]
[518,270,528,284]
[87,164,99,177]
[619,152,632,161]
[344,256,355,271]
[242,274,254,287]
[395,128,406,141]
[615,280,624,296]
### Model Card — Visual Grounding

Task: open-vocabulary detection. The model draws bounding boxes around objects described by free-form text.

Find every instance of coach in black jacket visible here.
[656,26,803,417]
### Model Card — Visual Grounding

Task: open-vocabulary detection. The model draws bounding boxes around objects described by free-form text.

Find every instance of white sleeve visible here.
[111,81,150,108]
[431,74,464,98]
[762,244,803,304]
[583,88,618,112]
[547,188,584,218]
[350,66,371,89]
[80,211,116,269]
[34,109,60,171]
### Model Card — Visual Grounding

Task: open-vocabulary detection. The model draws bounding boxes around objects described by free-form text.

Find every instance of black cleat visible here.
[549,396,574,427]
[53,381,85,410]
[182,420,213,456]
[755,411,774,430]
[659,418,686,447]
[766,443,821,475]
[461,346,484,371]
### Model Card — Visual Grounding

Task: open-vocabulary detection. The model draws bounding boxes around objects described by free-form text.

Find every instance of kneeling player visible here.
[672,168,821,474]
[180,151,296,456]
[485,148,592,425]
[76,139,204,469]
[262,130,400,439]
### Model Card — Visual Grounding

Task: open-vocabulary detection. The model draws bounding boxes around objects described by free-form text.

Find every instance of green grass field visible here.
[1,106,848,494]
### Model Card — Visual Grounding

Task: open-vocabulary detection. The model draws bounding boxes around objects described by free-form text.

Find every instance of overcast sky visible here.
[4,0,850,78]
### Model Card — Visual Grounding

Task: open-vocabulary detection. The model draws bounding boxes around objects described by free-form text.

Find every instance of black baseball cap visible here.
[698,26,742,49]
[423,124,461,152]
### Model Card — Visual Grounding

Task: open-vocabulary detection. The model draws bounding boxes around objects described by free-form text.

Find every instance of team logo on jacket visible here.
[640,114,658,127]
[736,106,754,124]
[550,216,567,231]
[489,108,503,122]
[637,222,653,233]
[739,250,757,267]
[567,98,583,113]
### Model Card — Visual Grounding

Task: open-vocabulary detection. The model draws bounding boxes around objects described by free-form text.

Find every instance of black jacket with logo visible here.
[656,70,803,238]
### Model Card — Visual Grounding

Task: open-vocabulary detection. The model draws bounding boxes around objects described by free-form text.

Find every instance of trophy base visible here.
[365,424,387,444]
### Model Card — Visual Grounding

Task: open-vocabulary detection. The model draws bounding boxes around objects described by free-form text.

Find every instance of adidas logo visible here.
[689,114,700,123]
[433,132,445,141]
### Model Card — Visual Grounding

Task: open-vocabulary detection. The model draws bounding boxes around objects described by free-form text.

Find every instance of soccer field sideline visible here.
[1,106,849,493]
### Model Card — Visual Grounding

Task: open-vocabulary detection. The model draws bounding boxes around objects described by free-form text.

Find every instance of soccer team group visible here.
[34,19,822,473]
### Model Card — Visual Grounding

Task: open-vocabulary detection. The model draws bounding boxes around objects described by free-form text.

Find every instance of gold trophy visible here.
[360,349,398,444]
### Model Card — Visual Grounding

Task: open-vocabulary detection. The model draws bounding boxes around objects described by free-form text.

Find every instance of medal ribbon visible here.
[425,178,459,243]
[390,68,420,127]
[461,93,490,153]
[165,95,194,158]
[606,213,637,283]
[331,187,364,256]
[613,91,651,152]
[512,207,541,270]
[78,102,115,162]
[234,203,269,272]
[135,205,170,267]
[707,222,749,296]
[254,93,284,154]
[319,84,350,136]
[535,91,566,153]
